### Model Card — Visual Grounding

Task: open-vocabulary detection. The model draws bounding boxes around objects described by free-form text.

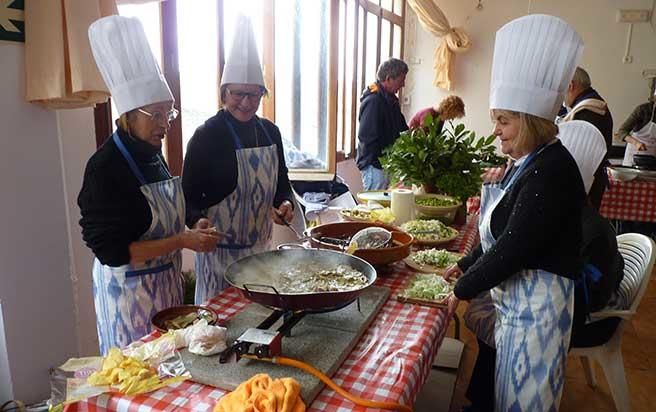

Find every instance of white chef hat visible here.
[558,120,607,194]
[88,15,173,116]
[490,14,584,120]
[220,14,265,88]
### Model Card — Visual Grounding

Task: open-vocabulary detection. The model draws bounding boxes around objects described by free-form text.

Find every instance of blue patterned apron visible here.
[478,147,574,411]
[194,117,278,304]
[92,133,185,355]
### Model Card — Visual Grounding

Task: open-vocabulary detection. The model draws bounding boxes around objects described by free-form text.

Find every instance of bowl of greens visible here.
[400,219,459,246]
[414,194,461,220]
[405,248,463,274]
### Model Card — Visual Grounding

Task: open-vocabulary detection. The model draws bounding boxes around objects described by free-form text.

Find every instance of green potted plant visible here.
[380,114,504,216]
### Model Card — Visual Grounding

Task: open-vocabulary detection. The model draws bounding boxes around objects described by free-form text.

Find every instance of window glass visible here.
[176,0,219,155]
[393,24,402,58]
[381,0,393,11]
[365,12,379,86]
[380,19,391,63]
[274,0,331,170]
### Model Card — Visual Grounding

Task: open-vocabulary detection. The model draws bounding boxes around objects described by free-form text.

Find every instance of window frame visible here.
[93,0,406,181]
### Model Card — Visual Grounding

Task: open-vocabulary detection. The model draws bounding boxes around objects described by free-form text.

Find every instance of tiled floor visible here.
[445,269,656,412]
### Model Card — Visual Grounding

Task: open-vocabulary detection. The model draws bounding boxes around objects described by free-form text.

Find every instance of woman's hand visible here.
[443,264,463,282]
[272,200,294,225]
[179,229,221,253]
[625,135,647,151]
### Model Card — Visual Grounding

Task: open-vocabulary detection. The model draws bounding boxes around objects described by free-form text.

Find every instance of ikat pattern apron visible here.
[478,147,574,411]
[622,103,656,166]
[92,133,184,355]
[194,117,278,304]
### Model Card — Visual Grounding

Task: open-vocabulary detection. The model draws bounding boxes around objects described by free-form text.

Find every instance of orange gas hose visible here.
[241,354,413,412]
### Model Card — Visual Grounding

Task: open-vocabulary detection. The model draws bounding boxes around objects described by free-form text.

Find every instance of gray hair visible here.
[572,67,591,89]
[376,58,409,82]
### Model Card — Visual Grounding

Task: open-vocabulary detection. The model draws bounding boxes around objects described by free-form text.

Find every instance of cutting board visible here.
[181,285,391,404]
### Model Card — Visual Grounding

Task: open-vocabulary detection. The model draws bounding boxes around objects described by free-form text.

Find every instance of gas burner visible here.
[219,298,361,363]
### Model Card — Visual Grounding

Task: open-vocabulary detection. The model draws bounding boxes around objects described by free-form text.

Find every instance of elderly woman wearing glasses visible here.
[78,16,220,355]
[182,15,294,304]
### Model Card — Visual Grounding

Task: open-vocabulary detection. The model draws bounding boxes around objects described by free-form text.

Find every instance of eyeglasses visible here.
[137,107,179,123]
[227,89,265,101]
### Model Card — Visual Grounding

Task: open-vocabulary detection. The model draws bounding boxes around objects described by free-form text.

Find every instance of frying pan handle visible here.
[242,283,282,296]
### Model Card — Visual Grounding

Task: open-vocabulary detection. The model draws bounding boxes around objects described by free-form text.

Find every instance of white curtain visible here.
[407,0,471,91]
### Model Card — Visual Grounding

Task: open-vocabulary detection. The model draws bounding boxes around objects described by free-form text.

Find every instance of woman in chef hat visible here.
[79,15,220,355]
[182,15,294,305]
[460,120,613,411]
[444,14,586,410]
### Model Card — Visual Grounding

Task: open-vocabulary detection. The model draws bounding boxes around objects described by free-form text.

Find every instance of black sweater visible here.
[356,82,408,170]
[182,110,293,228]
[455,142,586,300]
[78,129,172,267]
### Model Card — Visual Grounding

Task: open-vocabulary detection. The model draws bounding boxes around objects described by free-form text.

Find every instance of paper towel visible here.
[391,189,415,225]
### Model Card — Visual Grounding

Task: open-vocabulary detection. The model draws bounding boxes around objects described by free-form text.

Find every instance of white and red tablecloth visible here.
[600,173,656,223]
[66,219,479,412]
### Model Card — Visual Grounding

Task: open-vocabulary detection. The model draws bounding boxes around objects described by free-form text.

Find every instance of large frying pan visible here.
[223,249,377,312]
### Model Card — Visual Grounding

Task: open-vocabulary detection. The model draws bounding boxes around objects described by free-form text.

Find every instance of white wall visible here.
[403,0,656,140]
[0,43,78,403]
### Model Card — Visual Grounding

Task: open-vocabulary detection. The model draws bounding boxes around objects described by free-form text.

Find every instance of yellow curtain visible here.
[407,0,471,91]
[25,0,118,109]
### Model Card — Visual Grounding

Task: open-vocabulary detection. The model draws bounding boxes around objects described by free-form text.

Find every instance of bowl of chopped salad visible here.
[405,248,463,274]
[397,273,455,307]
[414,194,461,221]
[400,219,459,246]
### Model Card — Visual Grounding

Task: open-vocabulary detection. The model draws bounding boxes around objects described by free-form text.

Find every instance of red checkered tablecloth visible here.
[67,221,479,412]
[600,173,656,223]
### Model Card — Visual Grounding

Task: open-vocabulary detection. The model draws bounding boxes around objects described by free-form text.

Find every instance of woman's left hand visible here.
[272,200,294,225]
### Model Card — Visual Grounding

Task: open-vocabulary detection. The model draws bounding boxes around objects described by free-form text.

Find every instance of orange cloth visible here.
[214,374,306,412]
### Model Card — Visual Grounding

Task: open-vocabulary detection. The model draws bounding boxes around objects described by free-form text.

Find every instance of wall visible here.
[403,0,656,140]
[0,43,78,403]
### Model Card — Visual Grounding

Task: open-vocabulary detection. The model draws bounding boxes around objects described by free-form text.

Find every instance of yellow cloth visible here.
[25,0,117,109]
[407,0,471,90]
[214,374,306,412]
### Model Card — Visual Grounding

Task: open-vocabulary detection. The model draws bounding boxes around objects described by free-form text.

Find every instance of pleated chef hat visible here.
[220,14,265,88]
[88,16,173,116]
[558,120,607,194]
[490,14,584,120]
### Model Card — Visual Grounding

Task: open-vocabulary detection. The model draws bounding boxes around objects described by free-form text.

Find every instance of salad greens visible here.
[412,248,460,268]
[402,274,454,301]
[401,219,458,241]
[416,197,459,207]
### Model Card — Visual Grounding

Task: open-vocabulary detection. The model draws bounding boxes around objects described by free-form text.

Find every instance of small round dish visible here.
[609,166,637,182]
[356,190,392,207]
[404,250,463,274]
[151,305,217,333]
[414,194,461,221]
[340,209,372,222]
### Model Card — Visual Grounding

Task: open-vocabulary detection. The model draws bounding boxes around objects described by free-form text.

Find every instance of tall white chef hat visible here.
[558,120,607,194]
[490,14,584,120]
[220,14,265,88]
[88,15,173,116]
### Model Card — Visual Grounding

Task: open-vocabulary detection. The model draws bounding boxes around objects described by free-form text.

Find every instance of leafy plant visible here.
[380,114,504,201]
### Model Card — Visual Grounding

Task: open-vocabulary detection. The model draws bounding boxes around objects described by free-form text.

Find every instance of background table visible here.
[600,173,656,223]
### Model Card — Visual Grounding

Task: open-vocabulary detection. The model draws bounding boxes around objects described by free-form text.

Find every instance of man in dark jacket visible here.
[559,67,614,209]
[356,58,409,190]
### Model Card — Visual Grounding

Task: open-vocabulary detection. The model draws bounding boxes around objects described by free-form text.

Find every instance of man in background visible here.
[559,66,614,209]
[356,58,409,190]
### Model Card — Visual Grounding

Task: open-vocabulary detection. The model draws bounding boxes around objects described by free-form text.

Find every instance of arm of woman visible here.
[617,103,651,142]
[454,163,583,300]
[128,229,219,264]
[267,122,295,223]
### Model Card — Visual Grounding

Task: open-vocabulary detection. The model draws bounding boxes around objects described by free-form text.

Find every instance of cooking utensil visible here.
[151,305,217,333]
[223,249,377,312]
[348,227,392,250]
[308,222,413,265]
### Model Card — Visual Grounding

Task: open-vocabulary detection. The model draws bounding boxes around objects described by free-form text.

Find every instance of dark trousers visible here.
[465,339,495,412]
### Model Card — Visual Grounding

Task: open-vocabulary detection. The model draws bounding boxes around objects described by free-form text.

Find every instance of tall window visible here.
[96,0,405,180]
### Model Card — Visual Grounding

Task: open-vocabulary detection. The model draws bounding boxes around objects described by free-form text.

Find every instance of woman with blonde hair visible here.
[444,15,586,410]
[408,95,465,131]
